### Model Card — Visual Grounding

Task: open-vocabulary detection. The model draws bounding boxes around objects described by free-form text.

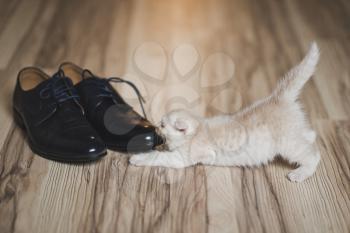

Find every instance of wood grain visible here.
[0,0,349,232]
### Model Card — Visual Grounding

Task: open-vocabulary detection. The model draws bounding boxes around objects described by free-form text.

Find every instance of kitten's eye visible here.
[160,122,165,128]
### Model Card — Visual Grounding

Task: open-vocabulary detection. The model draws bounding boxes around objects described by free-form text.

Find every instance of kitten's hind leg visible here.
[286,145,320,182]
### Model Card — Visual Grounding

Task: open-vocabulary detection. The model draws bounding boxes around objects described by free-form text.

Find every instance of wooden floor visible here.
[0,0,349,232]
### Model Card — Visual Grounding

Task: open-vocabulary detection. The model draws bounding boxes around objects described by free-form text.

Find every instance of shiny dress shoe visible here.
[59,62,164,152]
[13,67,107,162]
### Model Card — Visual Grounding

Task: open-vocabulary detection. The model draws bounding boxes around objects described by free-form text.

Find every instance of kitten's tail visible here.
[274,42,320,102]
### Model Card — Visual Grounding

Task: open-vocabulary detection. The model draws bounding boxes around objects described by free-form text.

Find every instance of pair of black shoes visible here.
[13,62,164,162]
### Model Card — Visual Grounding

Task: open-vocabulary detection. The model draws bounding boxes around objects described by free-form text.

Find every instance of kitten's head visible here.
[159,109,200,150]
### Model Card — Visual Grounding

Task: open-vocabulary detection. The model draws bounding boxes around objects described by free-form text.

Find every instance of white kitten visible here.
[130,43,321,182]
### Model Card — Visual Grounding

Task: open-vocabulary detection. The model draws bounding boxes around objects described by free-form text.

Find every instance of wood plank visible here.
[0,0,43,70]
[0,0,349,232]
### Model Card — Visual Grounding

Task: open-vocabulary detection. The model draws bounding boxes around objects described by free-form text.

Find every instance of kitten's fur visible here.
[130,43,321,182]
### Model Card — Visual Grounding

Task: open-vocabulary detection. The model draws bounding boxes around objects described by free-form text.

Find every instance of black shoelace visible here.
[37,71,84,126]
[40,70,80,103]
[82,69,147,119]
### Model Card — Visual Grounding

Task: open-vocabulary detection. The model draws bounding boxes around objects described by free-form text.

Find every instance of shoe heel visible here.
[13,108,25,129]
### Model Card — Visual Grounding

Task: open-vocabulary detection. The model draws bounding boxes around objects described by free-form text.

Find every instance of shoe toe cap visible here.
[52,128,107,161]
[77,134,107,159]
[125,127,165,152]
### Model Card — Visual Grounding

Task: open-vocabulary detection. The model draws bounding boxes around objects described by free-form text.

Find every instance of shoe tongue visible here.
[82,69,96,79]
[51,69,66,80]
[81,76,100,83]
[52,70,75,86]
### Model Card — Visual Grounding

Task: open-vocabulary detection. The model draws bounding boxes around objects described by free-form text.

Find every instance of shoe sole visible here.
[13,108,107,163]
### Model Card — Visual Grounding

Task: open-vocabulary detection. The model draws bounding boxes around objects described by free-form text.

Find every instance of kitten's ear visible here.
[175,119,188,133]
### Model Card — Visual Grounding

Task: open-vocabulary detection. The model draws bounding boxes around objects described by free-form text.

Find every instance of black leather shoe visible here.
[13,67,107,162]
[59,62,164,153]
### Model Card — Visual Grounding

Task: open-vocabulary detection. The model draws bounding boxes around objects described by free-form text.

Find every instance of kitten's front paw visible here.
[287,168,311,182]
[129,153,153,166]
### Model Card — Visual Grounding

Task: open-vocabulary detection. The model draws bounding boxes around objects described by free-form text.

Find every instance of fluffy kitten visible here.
[130,43,321,182]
